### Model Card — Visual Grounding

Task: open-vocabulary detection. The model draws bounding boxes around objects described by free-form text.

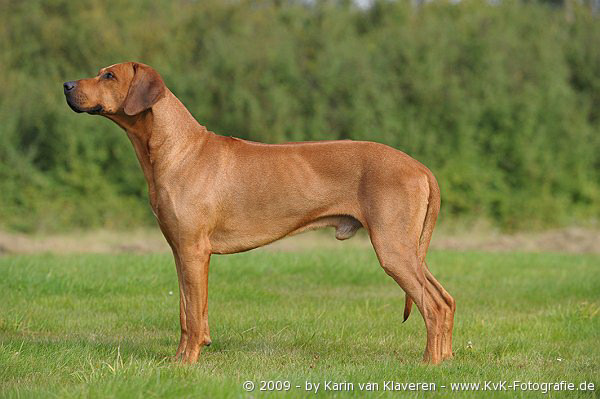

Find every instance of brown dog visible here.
[63,62,455,364]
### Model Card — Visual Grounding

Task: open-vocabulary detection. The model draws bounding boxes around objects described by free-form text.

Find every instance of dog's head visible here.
[63,62,165,116]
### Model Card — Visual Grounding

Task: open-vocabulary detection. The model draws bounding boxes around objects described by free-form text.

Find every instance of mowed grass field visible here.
[0,247,598,398]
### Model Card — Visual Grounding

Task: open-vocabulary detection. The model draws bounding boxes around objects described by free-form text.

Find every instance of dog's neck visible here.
[106,90,211,214]
[108,90,209,147]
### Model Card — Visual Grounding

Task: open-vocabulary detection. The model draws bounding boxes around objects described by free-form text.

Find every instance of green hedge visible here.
[1,0,599,232]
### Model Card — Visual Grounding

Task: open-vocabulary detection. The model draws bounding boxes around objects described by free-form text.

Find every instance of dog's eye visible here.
[103,72,114,79]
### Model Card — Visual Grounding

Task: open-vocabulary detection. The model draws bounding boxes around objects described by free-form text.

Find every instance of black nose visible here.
[63,81,76,93]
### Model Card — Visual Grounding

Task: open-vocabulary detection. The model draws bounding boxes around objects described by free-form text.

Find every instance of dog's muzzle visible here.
[63,81,103,114]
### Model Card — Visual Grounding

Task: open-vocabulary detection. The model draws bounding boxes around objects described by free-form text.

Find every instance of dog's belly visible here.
[209,213,363,254]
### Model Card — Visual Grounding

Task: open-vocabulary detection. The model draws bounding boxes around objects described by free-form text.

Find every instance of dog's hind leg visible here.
[424,262,455,359]
[365,177,450,363]
[370,230,445,364]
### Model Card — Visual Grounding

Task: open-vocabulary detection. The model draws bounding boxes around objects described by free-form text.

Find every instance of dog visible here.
[64,62,455,364]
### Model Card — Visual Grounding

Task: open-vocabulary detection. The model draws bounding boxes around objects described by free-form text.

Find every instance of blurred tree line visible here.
[0,0,598,232]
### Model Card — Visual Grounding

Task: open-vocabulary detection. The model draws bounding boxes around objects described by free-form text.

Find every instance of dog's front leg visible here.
[173,254,211,357]
[202,262,211,347]
[172,252,188,360]
[178,243,211,364]
[160,227,191,361]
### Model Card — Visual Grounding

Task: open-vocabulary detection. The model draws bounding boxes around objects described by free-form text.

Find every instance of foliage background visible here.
[0,0,598,232]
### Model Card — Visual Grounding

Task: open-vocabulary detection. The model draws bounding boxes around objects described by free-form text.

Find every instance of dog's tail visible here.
[403,295,413,322]
[403,170,441,322]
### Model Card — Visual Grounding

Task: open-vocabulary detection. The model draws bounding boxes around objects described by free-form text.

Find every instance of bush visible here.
[0,0,598,232]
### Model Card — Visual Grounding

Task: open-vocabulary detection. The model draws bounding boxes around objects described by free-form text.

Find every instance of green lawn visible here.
[0,249,598,398]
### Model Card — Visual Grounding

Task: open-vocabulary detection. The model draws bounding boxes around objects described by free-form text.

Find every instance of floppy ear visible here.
[123,63,166,116]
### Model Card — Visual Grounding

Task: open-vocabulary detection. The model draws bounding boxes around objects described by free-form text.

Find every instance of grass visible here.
[0,248,598,398]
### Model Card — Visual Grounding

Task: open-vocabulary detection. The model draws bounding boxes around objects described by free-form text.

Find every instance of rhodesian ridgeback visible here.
[63,62,455,364]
